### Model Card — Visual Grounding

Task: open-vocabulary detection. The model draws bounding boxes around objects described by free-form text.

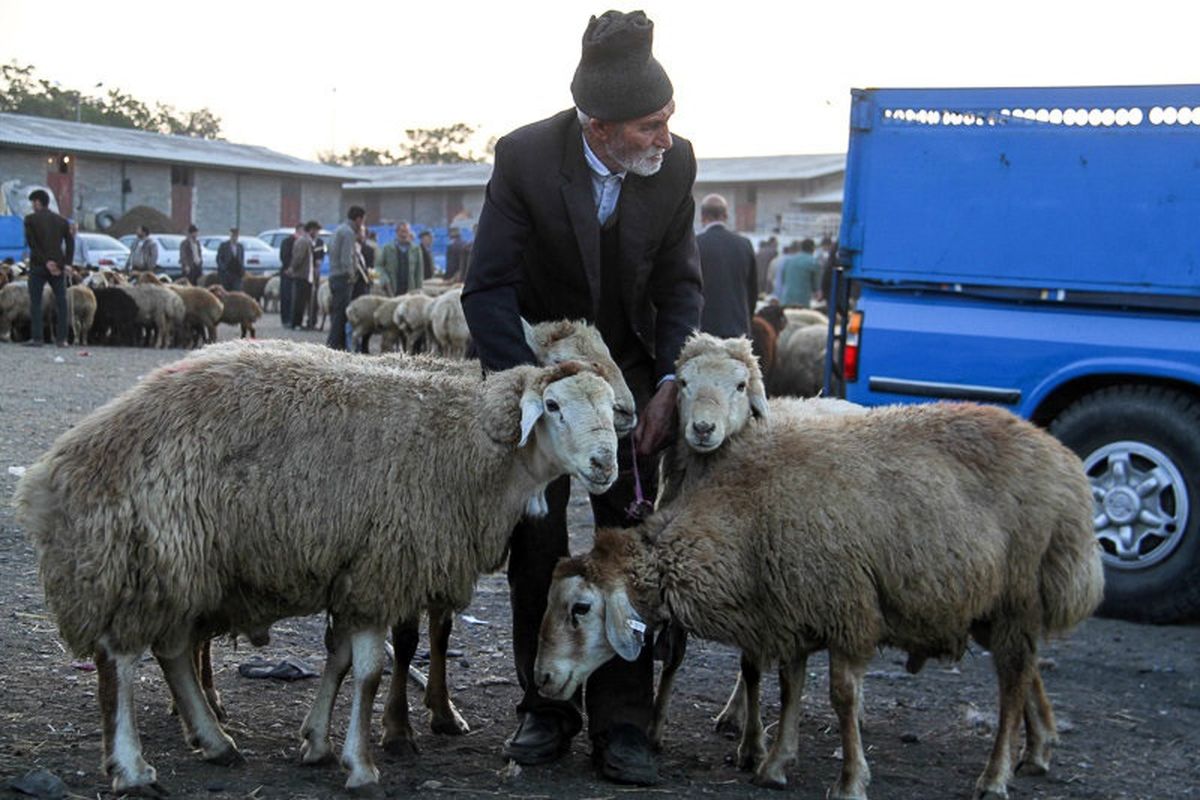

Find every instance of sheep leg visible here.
[155,646,242,765]
[197,638,226,722]
[826,652,870,800]
[714,669,747,734]
[974,630,1036,800]
[649,621,688,750]
[426,604,469,735]
[1016,669,1057,777]
[752,654,810,790]
[300,629,352,766]
[96,643,166,798]
[735,653,766,771]
[381,618,420,756]
[341,628,386,792]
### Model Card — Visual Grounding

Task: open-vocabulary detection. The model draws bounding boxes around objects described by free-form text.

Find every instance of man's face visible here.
[397,224,412,244]
[601,100,675,177]
[230,231,239,244]
[420,232,432,247]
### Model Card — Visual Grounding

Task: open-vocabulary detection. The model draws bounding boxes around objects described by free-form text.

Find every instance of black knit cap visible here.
[571,10,673,122]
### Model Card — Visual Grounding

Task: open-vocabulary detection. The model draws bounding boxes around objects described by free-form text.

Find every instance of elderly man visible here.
[216,228,245,291]
[696,193,756,338]
[462,10,701,786]
[379,221,423,296]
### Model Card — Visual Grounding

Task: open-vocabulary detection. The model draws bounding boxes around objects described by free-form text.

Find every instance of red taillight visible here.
[842,311,863,383]
[248,258,260,265]
[99,258,114,266]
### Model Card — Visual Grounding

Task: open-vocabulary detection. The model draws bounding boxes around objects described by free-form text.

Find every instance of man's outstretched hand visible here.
[633,379,678,458]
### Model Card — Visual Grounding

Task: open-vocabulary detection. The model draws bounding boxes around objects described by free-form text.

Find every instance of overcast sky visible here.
[2,0,1193,162]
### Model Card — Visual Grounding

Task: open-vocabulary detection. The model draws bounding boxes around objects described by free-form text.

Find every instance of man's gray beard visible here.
[612,147,665,177]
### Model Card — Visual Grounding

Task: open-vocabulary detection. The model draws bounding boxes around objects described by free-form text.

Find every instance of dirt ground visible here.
[1,315,1198,800]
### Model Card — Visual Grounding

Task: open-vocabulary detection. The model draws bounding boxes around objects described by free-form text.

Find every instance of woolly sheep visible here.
[429,287,469,358]
[15,342,621,795]
[67,284,96,346]
[169,285,224,348]
[782,307,828,329]
[316,280,331,330]
[209,286,262,339]
[536,401,1104,798]
[346,294,388,352]
[370,296,404,353]
[0,281,54,342]
[768,321,828,397]
[263,275,281,312]
[241,274,270,307]
[393,292,434,354]
[120,283,186,348]
[89,286,140,346]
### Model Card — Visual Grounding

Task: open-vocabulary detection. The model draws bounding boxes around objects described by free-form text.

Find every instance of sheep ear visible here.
[521,317,541,359]
[750,382,770,420]
[604,587,646,662]
[518,395,544,448]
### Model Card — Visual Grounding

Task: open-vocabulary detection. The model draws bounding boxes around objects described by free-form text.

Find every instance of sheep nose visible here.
[590,455,614,479]
[692,420,716,438]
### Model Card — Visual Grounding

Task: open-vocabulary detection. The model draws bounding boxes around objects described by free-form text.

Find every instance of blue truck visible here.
[827,85,1200,623]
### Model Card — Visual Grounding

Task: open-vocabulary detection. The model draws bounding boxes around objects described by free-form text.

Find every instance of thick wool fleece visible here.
[580,402,1104,664]
[15,342,565,656]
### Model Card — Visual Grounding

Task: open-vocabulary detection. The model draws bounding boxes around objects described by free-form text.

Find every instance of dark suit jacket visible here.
[696,222,756,338]
[217,241,244,277]
[279,236,296,277]
[462,108,702,380]
[24,208,74,273]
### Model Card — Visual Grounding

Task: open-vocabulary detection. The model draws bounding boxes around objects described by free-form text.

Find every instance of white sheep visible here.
[371,296,404,352]
[535,399,1103,799]
[263,275,281,312]
[119,283,186,348]
[0,281,55,342]
[346,294,388,352]
[15,341,621,796]
[428,287,469,358]
[393,292,434,354]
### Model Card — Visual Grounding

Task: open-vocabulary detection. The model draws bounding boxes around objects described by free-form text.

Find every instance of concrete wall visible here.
[235,173,279,236]
[301,180,343,229]
[0,149,50,200]
[360,188,486,229]
[122,161,171,214]
[72,157,124,219]
[193,170,237,232]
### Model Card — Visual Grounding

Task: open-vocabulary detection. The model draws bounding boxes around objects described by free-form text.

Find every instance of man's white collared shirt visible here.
[582,135,626,226]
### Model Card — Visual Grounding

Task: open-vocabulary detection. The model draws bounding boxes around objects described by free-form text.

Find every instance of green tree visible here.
[320,123,491,166]
[0,62,222,139]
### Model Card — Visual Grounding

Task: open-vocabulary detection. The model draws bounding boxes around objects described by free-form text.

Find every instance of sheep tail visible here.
[1039,518,1105,634]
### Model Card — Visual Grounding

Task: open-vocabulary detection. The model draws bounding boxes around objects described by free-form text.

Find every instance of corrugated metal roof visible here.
[0,113,358,180]
[344,153,846,191]
[795,188,844,205]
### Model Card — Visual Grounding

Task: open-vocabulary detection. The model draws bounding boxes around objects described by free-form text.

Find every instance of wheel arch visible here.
[1030,371,1200,428]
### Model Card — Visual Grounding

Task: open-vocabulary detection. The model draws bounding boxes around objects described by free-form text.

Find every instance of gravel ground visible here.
[1,314,1198,800]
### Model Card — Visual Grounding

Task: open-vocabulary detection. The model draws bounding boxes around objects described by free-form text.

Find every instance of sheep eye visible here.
[736,382,747,392]
[571,602,591,617]
[545,399,561,413]
[678,379,688,389]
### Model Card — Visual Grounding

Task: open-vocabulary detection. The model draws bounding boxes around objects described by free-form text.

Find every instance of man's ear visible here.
[604,586,646,662]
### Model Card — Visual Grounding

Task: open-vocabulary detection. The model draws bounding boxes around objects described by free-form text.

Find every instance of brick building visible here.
[0,113,355,234]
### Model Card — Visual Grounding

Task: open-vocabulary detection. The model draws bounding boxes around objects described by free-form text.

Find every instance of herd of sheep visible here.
[11,302,1103,798]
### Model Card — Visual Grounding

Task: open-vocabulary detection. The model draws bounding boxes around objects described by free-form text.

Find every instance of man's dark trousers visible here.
[28,269,68,344]
[508,357,657,739]
[280,274,293,326]
[291,280,312,329]
[325,275,350,350]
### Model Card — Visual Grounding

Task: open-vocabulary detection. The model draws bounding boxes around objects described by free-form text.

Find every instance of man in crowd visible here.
[289,221,320,330]
[217,228,245,291]
[696,193,756,338]
[755,234,777,295]
[180,224,204,286]
[462,10,701,786]
[307,233,326,329]
[379,221,422,296]
[326,206,364,349]
[279,223,303,325]
[776,237,821,307]
[444,227,466,282]
[418,229,435,281]
[22,189,73,346]
[127,225,158,273]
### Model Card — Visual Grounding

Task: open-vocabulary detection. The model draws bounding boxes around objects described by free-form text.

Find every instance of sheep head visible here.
[674,333,769,453]
[534,529,648,701]
[523,319,638,438]
[481,361,620,499]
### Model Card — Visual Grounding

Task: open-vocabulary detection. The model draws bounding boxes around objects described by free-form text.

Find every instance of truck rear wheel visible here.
[1051,385,1200,623]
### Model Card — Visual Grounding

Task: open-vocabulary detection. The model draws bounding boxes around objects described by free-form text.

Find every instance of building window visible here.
[171,166,194,187]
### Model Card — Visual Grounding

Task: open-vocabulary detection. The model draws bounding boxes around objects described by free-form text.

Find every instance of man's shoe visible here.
[502,711,572,765]
[593,723,659,786]
[22,340,43,347]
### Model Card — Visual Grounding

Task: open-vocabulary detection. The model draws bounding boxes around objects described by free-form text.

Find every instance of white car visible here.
[199,235,282,276]
[73,233,130,270]
[258,227,334,277]
[118,234,220,278]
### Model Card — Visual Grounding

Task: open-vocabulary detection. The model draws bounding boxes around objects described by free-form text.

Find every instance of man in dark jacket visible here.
[22,189,74,346]
[696,193,756,338]
[279,224,303,325]
[418,229,434,280]
[462,10,701,786]
[216,228,245,291]
[443,227,466,281]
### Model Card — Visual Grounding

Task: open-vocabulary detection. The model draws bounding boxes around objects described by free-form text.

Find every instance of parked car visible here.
[72,233,130,269]
[117,233,219,278]
[258,227,333,277]
[199,234,282,275]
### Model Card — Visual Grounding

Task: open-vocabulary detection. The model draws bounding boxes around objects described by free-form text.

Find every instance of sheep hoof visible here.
[381,734,420,757]
[118,781,171,798]
[300,741,337,767]
[347,781,385,798]
[735,745,765,772]
[973,787,1008,800]
[429,706,470,736]
[750,768,788,790]
[1015,758,1049,777]
[714,714,742,736]
[205,745,245,767]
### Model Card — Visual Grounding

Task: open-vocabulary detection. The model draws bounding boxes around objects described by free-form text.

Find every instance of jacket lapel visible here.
[617,175,648,312]
[560,122,602,316]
